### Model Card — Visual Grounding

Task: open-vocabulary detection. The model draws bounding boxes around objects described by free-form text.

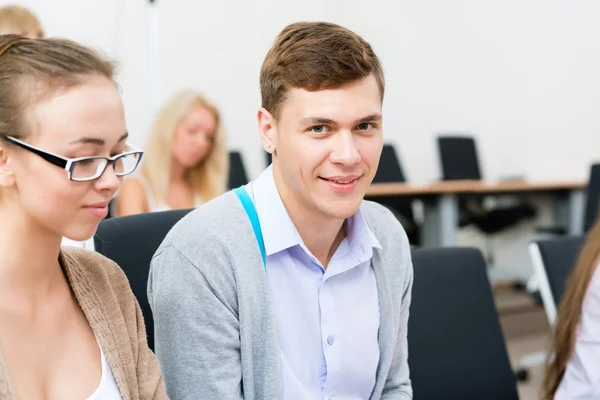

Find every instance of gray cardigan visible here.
[147,191,413,399]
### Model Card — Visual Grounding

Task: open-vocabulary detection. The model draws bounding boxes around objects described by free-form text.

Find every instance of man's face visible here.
[261,74,383,222]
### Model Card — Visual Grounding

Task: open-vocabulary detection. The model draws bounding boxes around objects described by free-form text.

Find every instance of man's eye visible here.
[310,125,329,134]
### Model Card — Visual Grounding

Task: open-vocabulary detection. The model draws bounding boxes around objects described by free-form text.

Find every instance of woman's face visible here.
[1,76,127,241]
[171,106,217,169]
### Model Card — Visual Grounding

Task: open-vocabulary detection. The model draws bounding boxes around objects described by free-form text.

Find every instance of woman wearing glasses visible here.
[0,35,166,399]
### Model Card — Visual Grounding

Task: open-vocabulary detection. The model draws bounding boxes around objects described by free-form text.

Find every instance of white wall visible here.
[7,0,600,183]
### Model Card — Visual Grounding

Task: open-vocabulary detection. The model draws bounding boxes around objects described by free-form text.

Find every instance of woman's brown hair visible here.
[0,34,115,142]
[542,220,600,399]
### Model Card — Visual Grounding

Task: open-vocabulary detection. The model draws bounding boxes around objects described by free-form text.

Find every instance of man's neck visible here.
[273,171,346,268]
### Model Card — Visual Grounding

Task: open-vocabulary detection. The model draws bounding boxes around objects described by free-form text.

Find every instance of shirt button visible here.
[327,335,335,345]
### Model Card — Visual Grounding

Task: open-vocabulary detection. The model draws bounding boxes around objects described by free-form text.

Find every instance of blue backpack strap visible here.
[233,186,267,270]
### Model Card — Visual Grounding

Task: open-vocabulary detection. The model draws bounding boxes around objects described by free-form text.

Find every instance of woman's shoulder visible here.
[60,247,133,301]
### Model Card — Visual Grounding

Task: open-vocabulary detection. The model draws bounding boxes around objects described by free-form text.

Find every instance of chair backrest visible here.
[584,163,600,232]
[228,151,249,189]
[409,247,519,399]
[529,235,585,326]
[372,144,407,183]
[437,136,482,180]
[94,208,194,351]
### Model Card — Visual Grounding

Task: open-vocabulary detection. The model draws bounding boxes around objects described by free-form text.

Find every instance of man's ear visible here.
[257,107,277,156]
[0,143,16,188]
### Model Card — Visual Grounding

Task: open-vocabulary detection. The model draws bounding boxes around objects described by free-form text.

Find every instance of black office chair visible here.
[94,208,194,351]
[530,235,585,326]
[437,135,537,265]
[517,235,586,380]
[369,144,420,245]
[409,247,519,399]
[228,151,249,189]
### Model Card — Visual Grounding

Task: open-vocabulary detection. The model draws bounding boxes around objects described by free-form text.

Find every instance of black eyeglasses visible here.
[2,136,144,182]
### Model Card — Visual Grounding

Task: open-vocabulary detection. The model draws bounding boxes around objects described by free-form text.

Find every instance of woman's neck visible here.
[170,159,187,183]
[0,202,64,305]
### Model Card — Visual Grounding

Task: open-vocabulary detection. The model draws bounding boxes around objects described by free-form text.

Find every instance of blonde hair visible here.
[0,5,44,38]
[140,90,228,204]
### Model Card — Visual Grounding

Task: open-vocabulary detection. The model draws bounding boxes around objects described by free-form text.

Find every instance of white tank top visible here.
[87,344,121,399]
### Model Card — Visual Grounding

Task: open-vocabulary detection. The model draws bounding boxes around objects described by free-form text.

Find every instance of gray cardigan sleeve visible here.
[381,260,413,399]
[148,244,243,400]
[379,211,414,400]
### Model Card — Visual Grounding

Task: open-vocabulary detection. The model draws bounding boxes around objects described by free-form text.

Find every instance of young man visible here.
[148,21,414,399]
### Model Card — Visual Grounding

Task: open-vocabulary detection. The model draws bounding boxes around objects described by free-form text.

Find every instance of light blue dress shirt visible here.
[247,166,382,400]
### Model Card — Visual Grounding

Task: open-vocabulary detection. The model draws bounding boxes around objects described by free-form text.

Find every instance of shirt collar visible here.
[345,207,383,263]
[252,166,302,256]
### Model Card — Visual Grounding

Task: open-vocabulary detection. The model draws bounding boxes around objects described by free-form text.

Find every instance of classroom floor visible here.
[496,289,551,400]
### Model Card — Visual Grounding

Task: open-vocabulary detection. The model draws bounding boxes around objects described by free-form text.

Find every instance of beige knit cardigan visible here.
[0,247,167,399]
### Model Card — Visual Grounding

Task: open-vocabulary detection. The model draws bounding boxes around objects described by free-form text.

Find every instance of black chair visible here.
[529,235,585,326]
[409,247,519,399]
[437,136,537,264]
[373,144,407,183]
[437,136,483,181]
[369,144,420,245]
[94,208,194,351]
[228,151,249,189]
[516,235,586,380]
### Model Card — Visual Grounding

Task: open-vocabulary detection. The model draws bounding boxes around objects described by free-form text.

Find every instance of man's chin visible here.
[321,197,363,220]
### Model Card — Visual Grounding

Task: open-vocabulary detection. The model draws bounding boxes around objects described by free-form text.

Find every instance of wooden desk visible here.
[367,180,587,197]
[366,180,587,247]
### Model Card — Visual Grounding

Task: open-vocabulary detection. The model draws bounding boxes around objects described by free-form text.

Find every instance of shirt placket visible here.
[319,275,341,400]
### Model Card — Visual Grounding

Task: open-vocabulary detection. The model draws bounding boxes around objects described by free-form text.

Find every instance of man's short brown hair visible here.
[260,21,384,119]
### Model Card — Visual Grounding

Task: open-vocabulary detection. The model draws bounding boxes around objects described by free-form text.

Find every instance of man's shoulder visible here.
[158,190,255,257]
[170,191,243,234]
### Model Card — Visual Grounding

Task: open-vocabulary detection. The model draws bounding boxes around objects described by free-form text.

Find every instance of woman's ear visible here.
[0,144,16,188]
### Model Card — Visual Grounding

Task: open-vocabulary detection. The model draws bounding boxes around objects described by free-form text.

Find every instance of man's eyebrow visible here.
[355,114,382,124]
[298,117,338,126]
[69,132,129,146]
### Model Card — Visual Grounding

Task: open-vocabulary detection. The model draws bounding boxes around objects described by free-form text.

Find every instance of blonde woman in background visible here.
[116,90,228,215]
[0,5,44,38]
